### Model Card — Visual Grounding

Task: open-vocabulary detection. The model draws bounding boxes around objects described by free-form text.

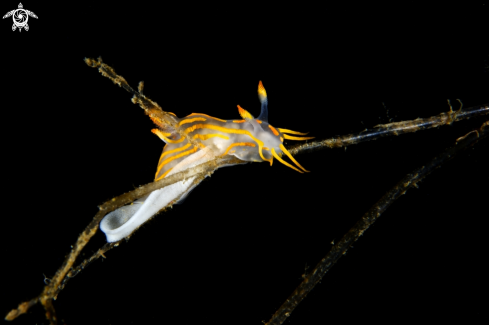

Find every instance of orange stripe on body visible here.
[161,133,186,144]
[268,125,279,136]
[155,145,198,179]
[233,119,262,124]
[192,133,230,141]
[188,113,227,122]
[156,167,174,181]
[223,142,256,156]
[158,142,192,164]
[178,117,206,126]
[184,123,270,164]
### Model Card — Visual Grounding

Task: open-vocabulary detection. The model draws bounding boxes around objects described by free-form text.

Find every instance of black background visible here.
[1,2,488,324]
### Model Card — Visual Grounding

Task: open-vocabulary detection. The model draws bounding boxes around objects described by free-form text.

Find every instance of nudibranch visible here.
[100,81,314,242]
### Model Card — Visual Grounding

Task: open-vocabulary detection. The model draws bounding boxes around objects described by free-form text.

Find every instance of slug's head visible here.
[236,81,314,173]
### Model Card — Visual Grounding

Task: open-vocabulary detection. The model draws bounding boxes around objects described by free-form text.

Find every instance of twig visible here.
[265,120,488,325]
[5,58,487,324]
[5,155,246,324]
[287,104,489,156]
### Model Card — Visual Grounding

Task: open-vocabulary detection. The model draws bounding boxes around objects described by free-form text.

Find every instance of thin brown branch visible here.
[5,155,246,324]
[287,104,489,156]
[265,120,488,325]
[84,57,203,150]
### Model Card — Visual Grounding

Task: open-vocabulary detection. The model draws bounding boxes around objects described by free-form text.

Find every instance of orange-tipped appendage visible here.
[271,148,303,173]
[283,134,315,141]
[280,144,309,172]
[277,128,309,135]
[258,81,267,102]
[237,105,254,121]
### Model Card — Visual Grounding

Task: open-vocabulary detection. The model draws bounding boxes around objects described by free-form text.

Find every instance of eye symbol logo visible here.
[2,3,38,32]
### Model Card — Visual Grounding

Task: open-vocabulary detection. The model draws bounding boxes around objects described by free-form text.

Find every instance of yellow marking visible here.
[158,142,192,164]
[184,123,271,164]
[151,129,172,141]
[283,134,315,141]
[192,133,229,141]
[150,116,166,129]
[263,147,269,150]
[277,128,309,135]
[258,81,267,101]
[280,144,309,172]
[151,128,186,143]
[156,167,173,181]
[178,117,206,126]
[188,113,227,122]
[271,148,303,173]
[268,125,279,136]
[234,119,261,124]
[151,129,174,141]
[168,112,176,116]
[223,142,256,156]
[237,105,254,121]
[280,136,284,142]
[155,146,199,180]
[164,135,186,143]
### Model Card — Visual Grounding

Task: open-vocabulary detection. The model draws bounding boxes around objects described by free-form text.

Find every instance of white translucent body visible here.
[100,147,216,242]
